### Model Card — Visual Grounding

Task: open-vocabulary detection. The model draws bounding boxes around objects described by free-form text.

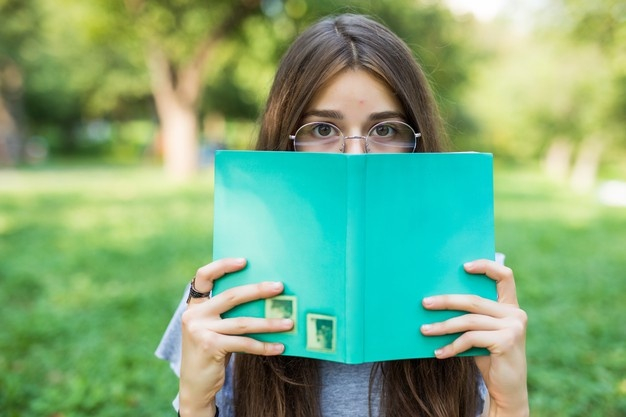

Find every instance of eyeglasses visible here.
[289,121,421,153]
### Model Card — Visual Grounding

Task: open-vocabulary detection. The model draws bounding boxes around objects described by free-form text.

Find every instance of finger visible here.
[209,317,294,335]
[464,259,518,306]
[216,334,286,356]
[193,258,247,294]
[433,311,527,359]
[182,318,288,356]
[207,281,285,314]
[433,330,498,359]
[423,294,515,318]
[421,314,501,336]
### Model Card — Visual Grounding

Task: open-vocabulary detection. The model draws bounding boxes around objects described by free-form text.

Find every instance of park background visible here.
[0,0,624,416]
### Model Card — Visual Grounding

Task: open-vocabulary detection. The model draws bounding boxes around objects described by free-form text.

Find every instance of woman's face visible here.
[299,69,408,154]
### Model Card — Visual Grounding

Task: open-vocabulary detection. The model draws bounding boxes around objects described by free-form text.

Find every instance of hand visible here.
[178,257,294,417]
[420,259,529,417]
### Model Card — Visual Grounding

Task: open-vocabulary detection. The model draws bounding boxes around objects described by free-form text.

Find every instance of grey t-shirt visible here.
[155,286,487,416]
[207,353,382,417]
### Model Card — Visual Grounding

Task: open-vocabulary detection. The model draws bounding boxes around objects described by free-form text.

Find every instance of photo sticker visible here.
[265,295,297,333]
[306,313,336,353]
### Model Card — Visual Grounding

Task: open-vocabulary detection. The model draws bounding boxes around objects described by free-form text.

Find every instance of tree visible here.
[557,0,626,188]
[0,0,40,165]
[126,0,479,179]
[122,0,269,180]
[461,0,625,189]
[11,0,480,179]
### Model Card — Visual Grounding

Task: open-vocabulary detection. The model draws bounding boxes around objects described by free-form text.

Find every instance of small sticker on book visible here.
[265,295,297,334]
[306,313,336,353]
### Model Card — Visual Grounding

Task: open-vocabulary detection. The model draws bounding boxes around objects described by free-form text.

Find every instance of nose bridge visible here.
[343,135,367,154]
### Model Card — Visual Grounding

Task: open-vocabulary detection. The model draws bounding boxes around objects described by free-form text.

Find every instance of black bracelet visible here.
[177,406,219,417]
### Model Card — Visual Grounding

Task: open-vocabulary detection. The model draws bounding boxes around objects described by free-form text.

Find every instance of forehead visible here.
[305,69,402,116]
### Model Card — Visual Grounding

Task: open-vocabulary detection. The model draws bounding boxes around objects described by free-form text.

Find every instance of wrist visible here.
[178,377,220,417]
[488,404,529,417]
[178,402,218,417]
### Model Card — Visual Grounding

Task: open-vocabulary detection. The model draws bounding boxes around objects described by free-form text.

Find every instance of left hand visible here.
[420,259,529,417]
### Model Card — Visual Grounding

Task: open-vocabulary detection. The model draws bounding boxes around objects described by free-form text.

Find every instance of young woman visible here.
[157,13,528,417]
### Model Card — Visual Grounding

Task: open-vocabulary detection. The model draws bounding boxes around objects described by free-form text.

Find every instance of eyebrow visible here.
[368,111,406,121]
[302,110,406,121]
[302,110,343,120]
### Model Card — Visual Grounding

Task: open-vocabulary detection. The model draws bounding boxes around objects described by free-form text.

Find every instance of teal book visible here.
[212,151,497,364]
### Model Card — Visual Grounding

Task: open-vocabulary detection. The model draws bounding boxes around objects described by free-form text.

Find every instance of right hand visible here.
[178,257,294,417]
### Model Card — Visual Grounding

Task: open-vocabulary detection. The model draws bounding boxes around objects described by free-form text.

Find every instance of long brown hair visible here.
[236,14,480,417]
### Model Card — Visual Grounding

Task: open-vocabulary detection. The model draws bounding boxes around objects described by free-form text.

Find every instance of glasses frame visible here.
[289,120,421,153]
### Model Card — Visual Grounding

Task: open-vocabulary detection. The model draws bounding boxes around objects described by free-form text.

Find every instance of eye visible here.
[366,121,417,152]
[371,123,398,138]
[311,123,337,138]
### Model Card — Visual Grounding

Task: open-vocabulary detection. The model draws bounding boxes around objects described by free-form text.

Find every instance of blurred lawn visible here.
[1,162,625,416]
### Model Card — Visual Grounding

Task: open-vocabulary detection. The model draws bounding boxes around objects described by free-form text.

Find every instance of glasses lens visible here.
[294,123,343,152]
[367,122,416,153]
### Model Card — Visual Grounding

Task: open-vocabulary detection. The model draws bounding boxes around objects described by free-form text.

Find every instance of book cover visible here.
[212,151,496,364]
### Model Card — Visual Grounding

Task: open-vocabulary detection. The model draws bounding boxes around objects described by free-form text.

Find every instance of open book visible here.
[212,151,496,364]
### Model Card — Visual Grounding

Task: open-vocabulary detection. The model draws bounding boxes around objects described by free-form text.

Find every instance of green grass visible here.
[0,165,214,416]
[493,165,626,416]
[1,163,625,416]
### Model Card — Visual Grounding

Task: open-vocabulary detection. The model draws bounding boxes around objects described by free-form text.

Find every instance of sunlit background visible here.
[1,0,624,416]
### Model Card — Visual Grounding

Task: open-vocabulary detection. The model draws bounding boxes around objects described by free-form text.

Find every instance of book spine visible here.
[345,156,366,364]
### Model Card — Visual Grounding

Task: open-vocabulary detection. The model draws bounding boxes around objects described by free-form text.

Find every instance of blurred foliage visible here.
[1,0,623,173]
[0,0,486,157]
[450,0,625,191]
[464,29,614,157]
[0,0,40,59]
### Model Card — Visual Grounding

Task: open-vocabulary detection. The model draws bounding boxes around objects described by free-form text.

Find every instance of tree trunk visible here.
[543,137,573,182]
[137,1,261,180]
[569,136,605,193]
[160,101,199,180]
[147,47,201,181]
[0,61,25,166]
[0,97,16,166]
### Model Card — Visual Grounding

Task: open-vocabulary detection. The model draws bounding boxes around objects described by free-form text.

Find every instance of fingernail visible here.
[235,258,246,265]
[421,324,432,333]
[422,297,434,306]
[434,348,444,357]
[464,261,475,269]
[281,319,293,328]
[271,281,283,291]
[273,343,285,353]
